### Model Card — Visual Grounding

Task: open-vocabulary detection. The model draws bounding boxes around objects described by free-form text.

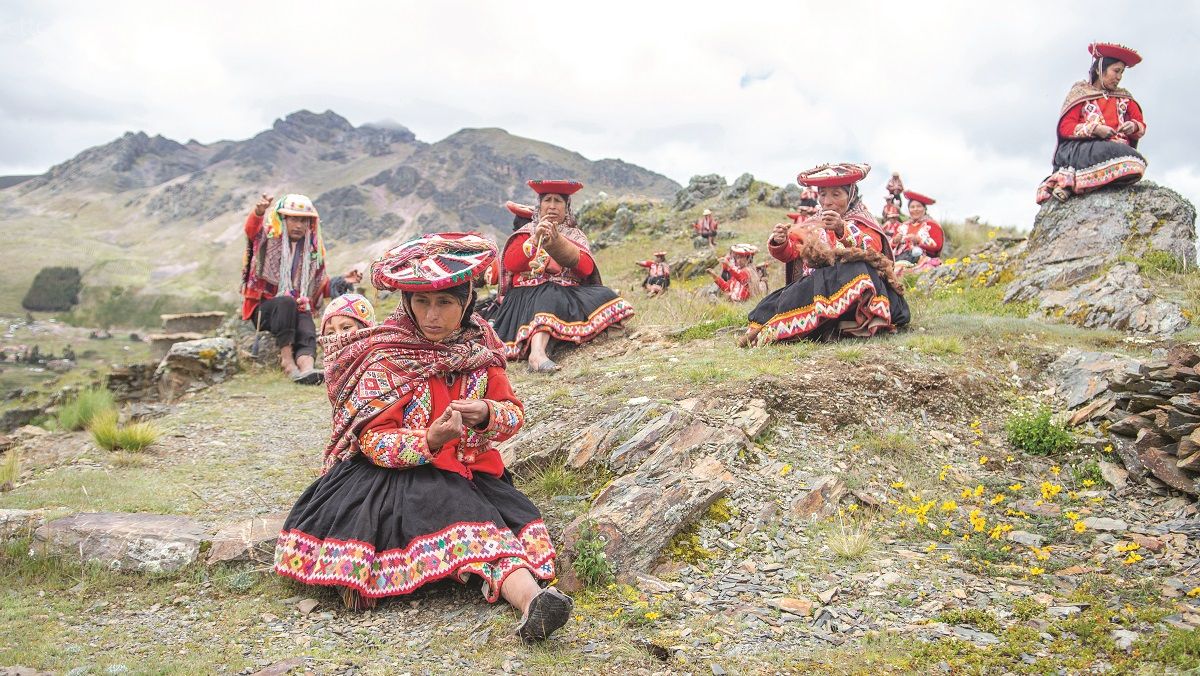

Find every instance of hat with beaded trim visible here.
[1088,42,1141,67]
[730,243,759,257]
[370,232,497,292]
[527,179,583,196]
[796,162,871,188]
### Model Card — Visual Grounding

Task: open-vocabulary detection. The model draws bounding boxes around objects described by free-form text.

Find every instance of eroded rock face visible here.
[206,513,288,565]
[33,512,206,572]
[155,337,239,401]
[1005,182,1196,335]
[674,174,727,211]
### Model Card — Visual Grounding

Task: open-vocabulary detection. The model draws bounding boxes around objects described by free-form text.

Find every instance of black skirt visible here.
[489,283,635,360]
[274,455,556,601]
[644,275,670,289]
[747,261,910,343]
[1051,139,1146,192]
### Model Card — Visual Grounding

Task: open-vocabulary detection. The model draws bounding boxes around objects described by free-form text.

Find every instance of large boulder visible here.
[155,337,239,401]
[766,184,803,208]
[206,513,288,565]
[33,512,206,572]
[1004,182,1196,335]
[673,174,727,211]
[723,172,754,200]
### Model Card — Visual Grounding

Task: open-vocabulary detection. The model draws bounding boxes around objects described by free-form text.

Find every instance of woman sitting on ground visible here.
[274,233,570,642]
[741,163,909,345]
[1036,42,1146,204]
[637,251,671,297]
[489,180,634,372]
[892,190,944,275]
[710,244,762,302]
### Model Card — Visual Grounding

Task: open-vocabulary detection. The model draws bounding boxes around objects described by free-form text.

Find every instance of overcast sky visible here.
[2,1,1197,229]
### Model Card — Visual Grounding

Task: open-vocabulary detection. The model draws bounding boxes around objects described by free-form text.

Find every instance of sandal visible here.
[528,359,560,373]
[516,587,573,642]
[292,369,324,385]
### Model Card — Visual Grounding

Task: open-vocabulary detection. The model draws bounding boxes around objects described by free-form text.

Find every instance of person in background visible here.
[693,208,719,247]
[637,251,671,297]
[329,267,363,299]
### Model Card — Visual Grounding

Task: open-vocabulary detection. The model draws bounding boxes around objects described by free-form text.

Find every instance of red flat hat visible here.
[796,162,871,188]
[786,212,803,223]
[505,201,534,219]
[1089,42,1141,67]
[527,179,583,196]
[903,190,936,206]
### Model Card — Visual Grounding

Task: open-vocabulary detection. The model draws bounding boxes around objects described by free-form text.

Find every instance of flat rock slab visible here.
[34,512,206,573]
[1049,349,1142,409]
[0,509,46,540]
[206,513,288,565]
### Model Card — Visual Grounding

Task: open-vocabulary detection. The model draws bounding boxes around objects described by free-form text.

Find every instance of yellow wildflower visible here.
[1074,521,1087,533]
[1005,455,1014,462]
[1187,587,1200,598]
[644,611,661,621]
[779,464,792,477]
[1040,482,1062,501]
[1124,553,1144,565]
[1103,444,1114,454]
[847,504,859,512]
[1064,511,1081,521]
[1029,566,1045,576]
[973,485,985,499]
[926,543,938,553]
[940,500,958,512]
[990,494,1006,506]
[1082,479,1095,488]
[960,487,973,499]
[1009,483,1024,491]
[891,481,906,489]
[1050,466,1061,476]
[941,528,952,536]
[979,456,989,465]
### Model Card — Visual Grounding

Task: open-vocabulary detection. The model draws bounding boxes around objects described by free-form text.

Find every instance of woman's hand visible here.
[1117,121,1138,136]
[820,210,846,237]
[770,222,790,244]
[532,217,560,246]
[449,399,490,429]
[427,407,464,451]
[254,193,273,217]
[1094,125,1116,139]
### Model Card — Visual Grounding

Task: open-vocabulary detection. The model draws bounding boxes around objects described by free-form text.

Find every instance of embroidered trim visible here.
[503,297,635,360]
[274,519,556,601]
[359,428,431,469]
[756,274,894,344]
[482,400,523,441]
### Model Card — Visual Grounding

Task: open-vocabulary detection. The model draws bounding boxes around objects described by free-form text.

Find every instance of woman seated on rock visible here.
[892,191,944,275]
[710,244,762,302]
[489,180,635,372]
[274,233,571,642]
[741,163,909,346]
[1036,43,1146,204]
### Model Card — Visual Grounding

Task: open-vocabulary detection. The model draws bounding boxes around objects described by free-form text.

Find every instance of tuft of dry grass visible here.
[826,514,875,560]
[0,449,20,487]
[89,411,162,452]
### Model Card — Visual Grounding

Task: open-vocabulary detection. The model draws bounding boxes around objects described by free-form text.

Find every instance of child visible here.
[320,293,376,336]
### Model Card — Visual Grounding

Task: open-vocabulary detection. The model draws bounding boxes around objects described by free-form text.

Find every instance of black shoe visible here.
[292,369,324,385]
[516,587,573,642]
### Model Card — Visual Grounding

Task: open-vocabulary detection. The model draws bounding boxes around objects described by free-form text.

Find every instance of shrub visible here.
[89,411,161,452]
[22,266,82,312]
[1006,407,1075,456]
[1138,250,1187,275]
[572,520,615,588]
[57,388,116,431]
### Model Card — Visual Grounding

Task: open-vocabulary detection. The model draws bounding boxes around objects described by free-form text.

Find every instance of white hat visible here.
[702,208,712,216]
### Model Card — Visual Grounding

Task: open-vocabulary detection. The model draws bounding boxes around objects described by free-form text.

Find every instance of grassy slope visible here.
[2,199,1199,673]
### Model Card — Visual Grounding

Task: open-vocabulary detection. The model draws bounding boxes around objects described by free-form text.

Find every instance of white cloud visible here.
[0,0,1197,230]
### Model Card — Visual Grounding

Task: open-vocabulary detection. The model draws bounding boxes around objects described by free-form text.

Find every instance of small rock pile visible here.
[1064,346,1200,496]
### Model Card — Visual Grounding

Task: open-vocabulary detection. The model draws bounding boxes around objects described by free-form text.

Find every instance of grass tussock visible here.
[835,346,865,364]
[56,387,116,431]
[825,514,874,560]
[89,411,162,452]
[0,449,19,486]
[905,334,965,356]
[523,461,583,499]
[855,430,919,458]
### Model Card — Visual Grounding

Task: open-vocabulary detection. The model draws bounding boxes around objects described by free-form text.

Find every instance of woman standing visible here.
[489,180,634,372]
[274,233,571,642]
[742,163,908,345]
[1036,43,1147,204]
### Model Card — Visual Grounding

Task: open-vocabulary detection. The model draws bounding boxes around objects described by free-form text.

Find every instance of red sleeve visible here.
[1058,102,1086,139]
[1128,100,1147,137]
[575,251,595,277]
[503,234,532,273]
[479,366,524,442]
[637,261,652,268]
[357,390,435,470]
[922,222,945,257]
[729,267,750,283]
[244,212,264,239]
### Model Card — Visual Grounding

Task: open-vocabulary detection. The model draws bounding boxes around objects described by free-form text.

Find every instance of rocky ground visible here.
[4,186,1200,674]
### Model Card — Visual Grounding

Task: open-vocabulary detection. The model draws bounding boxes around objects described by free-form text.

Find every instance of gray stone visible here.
[1048,349,1142,408]
[1081,517,1128,532]
[33,512,206,573]
[106,362,160,402]
[1004,182,1195,335]
[147,332,206,361]
[206,513,288,565]
[723,173,754,200]
[1099,460,1129,490]
[1111,628,1139,651]
[160,311,227,334]
[155,337,239,401]
[1007,530,1046,547]
[673,174,726,211]
[1047,605,1083,618]
[792,475,847,519]
[0,509,45,540]
[731,198,749,220]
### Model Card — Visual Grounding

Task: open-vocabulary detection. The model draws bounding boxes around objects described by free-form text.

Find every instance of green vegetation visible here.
[1130,249,1188,275]
[63,286,224,330]
[56,387,116,431]
[572,520,615,588]
[523,461,583,499]
[934,608,1002,634]
[0,449,19,487]
[88,411,162,452]
[1006,407,1076,456]
[22,266,83,312]
[904,334,964,356]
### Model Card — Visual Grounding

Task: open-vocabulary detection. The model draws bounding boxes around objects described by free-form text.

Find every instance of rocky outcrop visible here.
[161,311,227,334]
[1005,182,1196,335]
[206,513,288,565]
[155,337,239,401]
[1057,345,1200,496]
[674,174,727,211]
[0,509,45,540]
[33,512,206,573]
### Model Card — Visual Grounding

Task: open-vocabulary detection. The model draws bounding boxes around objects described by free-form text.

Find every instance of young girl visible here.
[275,233,570,642]
[320,292,377,336]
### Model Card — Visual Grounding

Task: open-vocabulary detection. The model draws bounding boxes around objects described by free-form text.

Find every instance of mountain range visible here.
[0,110,679,312]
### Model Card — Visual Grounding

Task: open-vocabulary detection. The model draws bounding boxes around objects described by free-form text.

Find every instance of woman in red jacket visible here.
[275,233,570,641]
[1037,43,1147,204]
